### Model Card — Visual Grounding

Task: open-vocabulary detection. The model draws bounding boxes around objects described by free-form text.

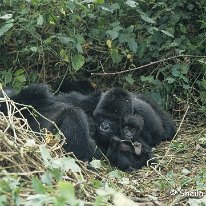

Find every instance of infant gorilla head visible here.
[121,113,144,141]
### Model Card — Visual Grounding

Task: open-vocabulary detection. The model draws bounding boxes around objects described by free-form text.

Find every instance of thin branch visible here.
[91,54,206,76]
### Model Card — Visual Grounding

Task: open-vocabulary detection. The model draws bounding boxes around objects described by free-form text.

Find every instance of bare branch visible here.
[91,54,206,76]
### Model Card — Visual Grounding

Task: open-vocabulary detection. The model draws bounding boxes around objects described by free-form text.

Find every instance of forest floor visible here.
[0,106,206,206]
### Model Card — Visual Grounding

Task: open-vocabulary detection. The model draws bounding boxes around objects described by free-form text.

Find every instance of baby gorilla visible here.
[121,114,144,141]
[106,114,154,172]
[106,136,153,172]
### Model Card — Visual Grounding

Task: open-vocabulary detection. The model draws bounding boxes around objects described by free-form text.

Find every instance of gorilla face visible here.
[93,114,119,150]
[122,126,136,140]
[99,120,112,133]
[121,114,144,142]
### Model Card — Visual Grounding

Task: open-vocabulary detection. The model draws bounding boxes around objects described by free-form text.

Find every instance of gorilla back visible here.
[0,84,96,161]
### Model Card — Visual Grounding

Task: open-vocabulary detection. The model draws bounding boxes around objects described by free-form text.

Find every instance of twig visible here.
[91,54,206,76]
[163,105,190,159]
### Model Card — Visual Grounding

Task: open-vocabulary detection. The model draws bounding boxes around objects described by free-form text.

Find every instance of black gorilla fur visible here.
[106,113,154,171]
[52,79,96,94]
[121,113,144,141]
[135,93,176,141]
[0,84,99,161]
[106,136,153,172]
[93,88,134,154]
[93,87,176,153]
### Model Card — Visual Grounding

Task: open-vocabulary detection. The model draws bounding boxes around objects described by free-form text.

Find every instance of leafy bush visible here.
[0,0,206,108]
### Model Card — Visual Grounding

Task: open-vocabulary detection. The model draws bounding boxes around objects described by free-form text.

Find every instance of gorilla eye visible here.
[131,128,136,133]
[100,121,111,132]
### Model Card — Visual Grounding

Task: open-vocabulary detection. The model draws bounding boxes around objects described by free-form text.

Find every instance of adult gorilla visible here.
[0,84,100,161]
[93,87,176,153]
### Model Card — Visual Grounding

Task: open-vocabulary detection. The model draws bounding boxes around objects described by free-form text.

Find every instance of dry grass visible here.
[0,93,206,205]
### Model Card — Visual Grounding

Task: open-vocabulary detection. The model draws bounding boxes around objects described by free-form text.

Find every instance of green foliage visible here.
[0,0,206,109]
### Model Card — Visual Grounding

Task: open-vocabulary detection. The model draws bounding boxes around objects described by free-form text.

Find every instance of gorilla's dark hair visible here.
[93,87,134,119]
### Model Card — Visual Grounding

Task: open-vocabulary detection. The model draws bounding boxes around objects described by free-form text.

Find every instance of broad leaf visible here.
[111,50,122,64]
[128,40,137,53]
[160,30,174,38]
[72,54,85,71]
[0,23,13,37]
[37,14,44,26]
[126,0,138,8]
[140,14,155,24]
[106,30,119,40]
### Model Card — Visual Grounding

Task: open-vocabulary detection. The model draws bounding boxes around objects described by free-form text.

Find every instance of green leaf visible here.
[111,50,122,64]
[25,194,49,205]
[118,32,130,43]
[52,157,81,172]
[125,74,134,85]
[58,36,74,44]
[41,171,53,186]
[72,54,85,71]
[91,179,101,189]
[76,42,83,53]
[90,159,101,169]
[126,0,138,8]
[60,50,69,62]
[140,14,155,24]
[94,196,104,206]
[32,177,46,194]
[14,69,25,76]
[106,30,119,40]
[160,30,174,38]
[37,14,44,26]
[166,77,175,84]
[128,40,137,53]
[95,0,104,4]
[20,7,30,15]
[183,84,190,90]
[140,75,154,83]
[39,145,52,167]
[200,80,206,90]
[0,23,13,37]
[171,64,181,77]
[15,75,26,83]
[180,64,189,74]
[0,14,12,19]
[0,195,7,205]
[57,181,76,204]
[66,1,76,13]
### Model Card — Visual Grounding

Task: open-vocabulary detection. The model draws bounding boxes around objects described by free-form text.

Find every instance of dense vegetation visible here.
[0,0,206,205]
[1,0,206,107]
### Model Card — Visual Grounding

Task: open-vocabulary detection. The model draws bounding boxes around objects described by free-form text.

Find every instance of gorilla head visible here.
[92,88,134,153]
[121,114,144,141]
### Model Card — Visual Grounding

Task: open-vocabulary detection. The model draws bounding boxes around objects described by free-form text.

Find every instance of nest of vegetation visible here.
[0,101,65,176]
[0,94,206,206]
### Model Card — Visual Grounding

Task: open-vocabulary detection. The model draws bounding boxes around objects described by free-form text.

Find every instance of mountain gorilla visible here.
[0,84,100,161]
[106,136,153,172]
[93,87,176,153]
[106,113,154,171]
